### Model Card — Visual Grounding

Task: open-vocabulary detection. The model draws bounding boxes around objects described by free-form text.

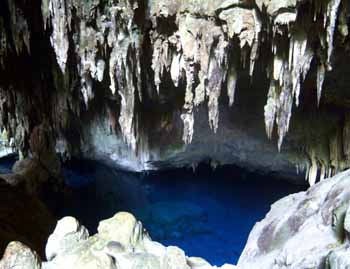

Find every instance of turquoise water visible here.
[0,157,306,265]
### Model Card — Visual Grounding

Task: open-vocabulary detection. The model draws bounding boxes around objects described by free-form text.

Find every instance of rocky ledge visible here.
[1,212,236,269]
[3,169,350,268]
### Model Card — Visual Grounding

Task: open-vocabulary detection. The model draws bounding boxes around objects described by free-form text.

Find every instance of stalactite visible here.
[181,61,195,144]
[0,18,8,68]
[47,0,69,73]
[1,0,349,180]
[227,64,238,107]
[317,63,326,106]
[7,0,30,55]
[326,0,342,70]
[264,82,277,140]
[308,154,318,186]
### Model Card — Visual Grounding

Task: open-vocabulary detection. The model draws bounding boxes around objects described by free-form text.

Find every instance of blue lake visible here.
[0,156,306,265]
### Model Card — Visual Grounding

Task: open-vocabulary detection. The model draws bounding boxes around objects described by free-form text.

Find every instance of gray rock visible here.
[238,170,350,269]
[327,245,350,269]
[343,205,350,236]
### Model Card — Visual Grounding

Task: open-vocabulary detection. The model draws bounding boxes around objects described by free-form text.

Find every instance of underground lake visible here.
[0,155,307,266]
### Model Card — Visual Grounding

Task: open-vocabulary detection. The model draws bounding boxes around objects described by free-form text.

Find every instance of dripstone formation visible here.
[1,0,350,184]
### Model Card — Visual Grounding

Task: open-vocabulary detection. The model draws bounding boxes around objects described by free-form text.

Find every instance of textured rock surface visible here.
[0,0,350,183]
[238,169,350,269]
[0,241,42,269]
[46,216,89,261]
[39,212,236,269]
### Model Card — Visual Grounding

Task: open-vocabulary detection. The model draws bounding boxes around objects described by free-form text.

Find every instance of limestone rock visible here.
[0,0,350,184]
[0,241,41,269]
[238,170,350,268]
[327,245,350,269]
[97,212,143,250]
[46,216,89,261]
[165,246,190,269]
[43,212,236,269]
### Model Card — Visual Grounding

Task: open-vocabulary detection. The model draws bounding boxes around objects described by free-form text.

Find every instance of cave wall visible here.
[0,0,350,183]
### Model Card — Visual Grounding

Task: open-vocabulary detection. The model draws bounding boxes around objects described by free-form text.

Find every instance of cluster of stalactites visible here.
[150,4,262,144]
[41,0,348,182]
[42,0,141,151]
[299,113,350,186]
[262,0,347,185]
[0,0,31,67]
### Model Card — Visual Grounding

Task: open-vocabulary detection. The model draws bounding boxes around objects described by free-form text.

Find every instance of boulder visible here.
[238,170,350,268]
[0,241,41,269]
[97,212,143,250]
[165,246,190,269]
[46,216,89,261]
[43,212,236,269]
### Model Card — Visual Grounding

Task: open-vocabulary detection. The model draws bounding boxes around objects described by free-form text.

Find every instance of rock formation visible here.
[238,169,350,268]
[37,212,236,269]
[0,0,350,183]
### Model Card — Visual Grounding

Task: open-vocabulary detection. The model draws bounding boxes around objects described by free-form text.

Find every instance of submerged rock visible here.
[138,201,207,239]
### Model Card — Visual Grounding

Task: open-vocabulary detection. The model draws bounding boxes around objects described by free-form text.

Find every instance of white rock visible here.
[46,216,89,261]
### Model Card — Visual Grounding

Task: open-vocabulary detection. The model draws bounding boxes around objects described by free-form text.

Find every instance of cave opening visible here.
[0,155,307,266]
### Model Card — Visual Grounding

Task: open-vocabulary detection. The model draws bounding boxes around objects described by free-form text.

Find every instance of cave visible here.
[1,0,350,268]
